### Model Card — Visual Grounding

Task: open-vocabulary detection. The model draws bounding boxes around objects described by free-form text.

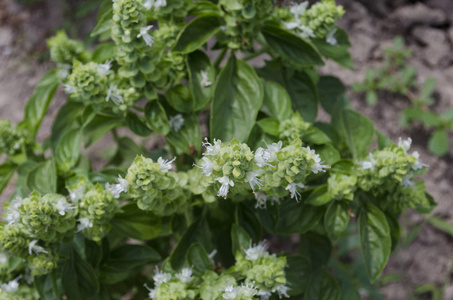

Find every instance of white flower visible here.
[97,60,112,76]
[68,186,85,202]
[153,268,171,287]
[296,25,316,39]
[63,84,75,94]
[283,21,300,30]
[55,197,76,216]
[307,147,329,173]
[254,191,268,209]
[57,64,71,79]
[106,85,124,105]
[290,1,308,18]
[223,285,239,299]
[285,182,306,201]
[359,152,377,171]
[0,253,8,264]
[208,249,217,265]
[273,285,289,298]
[256,289,272,300]
[144,283,155,299]
[326,28,338,45]
[203,138,222,156]
[77,218,93,232]
[398,137,412,152]
[1,275,21,293]
[254,147,271,167]
[411,151,428,170]
[157,157,176,173]
[194,157,213,176]
[169,114,185,132]
[215,176,234,198]
[176,267,193,283]
[265,141,282,162]
[239,283,257,297]
[137,26,155,47]
[106,175,130,199]
[401,174,413,187]
[245,241,268,261]
[5,196,22,225]
[144,0,167,10]
[28,240,48,255]
[245,170,262,191]
[200,70,212,87]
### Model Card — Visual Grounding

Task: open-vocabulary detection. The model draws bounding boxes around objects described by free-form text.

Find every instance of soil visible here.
[0,0,453,299]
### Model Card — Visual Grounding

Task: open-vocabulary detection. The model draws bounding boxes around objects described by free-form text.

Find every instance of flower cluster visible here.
[0,120,29,156]
[148,0,192,22]
[278,112,311,143]
[126,155,190,216]
[65,61,109,103]
[46,30,90,66]
[327,173,357,201]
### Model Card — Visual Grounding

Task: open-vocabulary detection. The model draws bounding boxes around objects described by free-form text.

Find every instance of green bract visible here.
[0,0,436,298]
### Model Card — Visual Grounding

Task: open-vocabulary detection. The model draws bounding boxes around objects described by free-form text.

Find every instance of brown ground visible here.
[1,0,453,299]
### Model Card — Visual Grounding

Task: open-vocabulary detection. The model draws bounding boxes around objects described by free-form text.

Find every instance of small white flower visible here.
[5,196,22,225]
[290,1,309,18]
[137,26,155,47]
[55,197,76,216]
[285,182,306,201]
[97,60,112,76]
[144,283,155,299]
[273,285,289,298]
[254,147,271,167]
[153,268,171,287]
[28,240,48,256]
[77,218,93,232]
[265,141,282,162]
[1,275,21,293]
[307,147,329,173]
[245,241,268,261]
[223,285,239,299]
[57,64,71,79]
[0,253,8,264]
[194,157,214,176]
[200,70,212,87]
[63,84,76,94]
[297,25,316,39]
[144,0,167,10]
[358,152,377,171]
[398,137,412,152]
[169,114,185,132]
[215,176,234,198]
[68,186,85,202]
[240,283,257,297]
[245,170,262,191]
[176,267,193,283]
[106,85,124,105]
[401,174,413,187]
[256,289,272,300]
[326,28,338,45]
[411,151,428,170]
[208,249,217,265]
[254,191,268,209]
[283,21,300,30]
[157,157,176,173]
[106,175,130,199]
[203,138,222,156]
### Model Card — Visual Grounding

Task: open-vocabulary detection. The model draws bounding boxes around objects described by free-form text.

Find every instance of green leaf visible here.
[84,114,123,147]
[21,70,59,138]
[26,159,57,194]
[187,50,215,111]
[105,244,161,270]
[366,90,378,105]
[55,129,83,173]
[174,15,223,53]
[166,114,202,155]
[62,248,99,299]
[231,224,251,255]
[277,200,323,234]
[324,202,350,240]
[0,163,15,194]
[35,275,58,300]
[92,43,115,63]
[299,232,332,269]
[166,84,195,113]
[304,268,341,300]
[317,76,349,116]
[312,27,353,69]
[285,70,318,122]
[187,243,213,276]
[303,127,331,145]
[262,80,292,122]
[211,55,264,141]
[189,1,222,16]
[359,204,391,282]
[428,129,449,156]
[375,130,393,150]
[126,112,153,137]
[262,23,323,68]
[111,202,162,240]
[257,118,280,136]
[312,144,340,165]
[305,185,331,206]
[419,77,436,103]
[51,102,85,149]
[285,255,311,296]
[236,202,261,243]
[90,7,113,38]
[144,101,171,135]
[108,136,146,170]
[425,215,453,237]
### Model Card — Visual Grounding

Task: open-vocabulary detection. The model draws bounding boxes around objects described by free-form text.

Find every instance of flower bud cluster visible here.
[148,0,192,22]
[0,275,39,299]
[29,252,58,276]
[219,0,273,50]
[65,61,109,103]
[146,267,198,300]
[278,112,311,143]
[126,155,190,216]
[0,120,28,156]
[0,224,32,258]
[327,173,357,201]
[187,167,217,204]
[46,30,90,65]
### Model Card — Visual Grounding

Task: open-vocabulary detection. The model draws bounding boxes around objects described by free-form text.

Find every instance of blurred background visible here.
[0,0,453,299]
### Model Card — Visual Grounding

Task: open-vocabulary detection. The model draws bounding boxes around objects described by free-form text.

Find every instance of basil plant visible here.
[0,0,435,299]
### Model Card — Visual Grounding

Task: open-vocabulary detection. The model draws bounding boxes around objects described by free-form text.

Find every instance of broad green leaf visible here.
[277,200,323,234]
[305,185,331,206]
[285,70,318,122]
[105,244,161,270]
[51,102,85,149]
[0,163,15,194]
[189,1,222,16]
[187,243,212,276]
[419,77,436,103]
[257,118,280,136]
[375,130,393,150]
[174,15,223,53]
[262,23,323,68]
[299,232,332,269]
[187,50,215,111]
[108,136,146,169]
[236,202,262,243]
[425,215,453,237]
[92,43,115,63]
[324,202,350,240]
[90,7,113,38]
[262,80,292,122]
[166,84,195,113]
[84,114,123,147]
[285,255,311,296]
[359,204,391,282]
[126,112,153,137]
[312,27,353,69]
[231,224,251,255]
[21,70,59,138]
[145,101,171,135]
[26,159,57,194]
[304,268,341,300]
[166,114,202,155]
[35,275,58,300]
[211,56,263,141]
[303,127,331,145]
[428,129,449,156]
[62,248,99,299]
[55,129,83,173]
[400,107,442,127]
[111,202,162,240]
[317,76,349,115]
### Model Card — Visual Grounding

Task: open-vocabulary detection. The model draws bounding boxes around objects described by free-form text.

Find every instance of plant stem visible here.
[214,48,228,69]
[132,105,144,112]
[243,48,267,61]
[49,269,60,299]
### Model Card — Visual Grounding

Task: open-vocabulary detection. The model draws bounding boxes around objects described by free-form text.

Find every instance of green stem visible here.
[243,48,267,61]
[49,269,60,299]
[184,209,192,227]
[214,48,228,69]
[132,105,144,112]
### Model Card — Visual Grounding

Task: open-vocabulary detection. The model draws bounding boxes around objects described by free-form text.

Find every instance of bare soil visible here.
[0,0,453,298]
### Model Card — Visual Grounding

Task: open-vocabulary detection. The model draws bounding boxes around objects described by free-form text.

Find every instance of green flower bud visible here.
[65,61,108,103]
[199,271,237,300]
[0,120,28,156]
[327,173,357,201]
[29,252,58,276]
[0,224,31,258]
[46,30,90,65]
[278,112,311,143]
[151,0,193,21]
[301,0,344,38]
[152,280,197,300]
[19,192,77,243]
